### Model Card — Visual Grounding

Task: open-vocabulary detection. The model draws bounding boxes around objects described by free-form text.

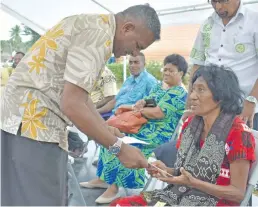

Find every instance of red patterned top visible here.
[176,116,256,206]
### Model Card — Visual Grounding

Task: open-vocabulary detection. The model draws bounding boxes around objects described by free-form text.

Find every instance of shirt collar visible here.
[131,69,146,83]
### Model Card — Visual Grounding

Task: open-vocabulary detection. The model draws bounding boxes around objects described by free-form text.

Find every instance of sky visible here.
[0,10,30,41]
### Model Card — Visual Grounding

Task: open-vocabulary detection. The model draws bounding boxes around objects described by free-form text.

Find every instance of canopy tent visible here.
[2,0,258,35]
[1,0,258,80]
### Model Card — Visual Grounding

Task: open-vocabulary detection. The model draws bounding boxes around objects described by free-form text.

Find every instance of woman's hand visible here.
[158,167,196,187]
[147,160,168,178]
[133,100,146,112]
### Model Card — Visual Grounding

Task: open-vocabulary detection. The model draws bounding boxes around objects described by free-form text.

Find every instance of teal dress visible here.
[97,84,187,189]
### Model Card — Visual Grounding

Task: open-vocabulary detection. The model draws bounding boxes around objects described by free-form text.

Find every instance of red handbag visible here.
[106,108,147,134]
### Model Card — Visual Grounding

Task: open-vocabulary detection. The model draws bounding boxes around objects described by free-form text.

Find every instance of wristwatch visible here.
[108,139,123,155]
[246,96,257,105]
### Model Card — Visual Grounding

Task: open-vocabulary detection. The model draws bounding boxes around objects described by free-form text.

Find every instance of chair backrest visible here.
[248,129,258,186]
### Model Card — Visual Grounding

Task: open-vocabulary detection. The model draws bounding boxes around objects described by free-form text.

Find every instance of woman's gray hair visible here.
[119,5,161,40]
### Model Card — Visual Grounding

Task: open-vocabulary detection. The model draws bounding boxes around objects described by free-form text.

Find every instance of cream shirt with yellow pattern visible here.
[1,14,115,151]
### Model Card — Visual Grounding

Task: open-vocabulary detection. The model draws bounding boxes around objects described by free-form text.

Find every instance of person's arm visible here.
[140,107,164,119]
[191,159,250,203]
[240,78,258,127]
[62,28,148,169]
[95,95,115,109]
[249,79,258,101]
[98,98,116,114]
[61,82,116,147]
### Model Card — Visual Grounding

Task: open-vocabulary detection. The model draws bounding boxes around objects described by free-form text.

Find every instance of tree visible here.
[22,26,41,50]
[9,25,23,50]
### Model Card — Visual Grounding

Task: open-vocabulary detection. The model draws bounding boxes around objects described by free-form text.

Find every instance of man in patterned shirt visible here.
[0,5,161,206]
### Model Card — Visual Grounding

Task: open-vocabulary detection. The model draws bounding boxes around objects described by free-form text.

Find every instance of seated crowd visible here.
[63,52,256,206]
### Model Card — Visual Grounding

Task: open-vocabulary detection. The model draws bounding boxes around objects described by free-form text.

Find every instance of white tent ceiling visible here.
[1,0,258,35]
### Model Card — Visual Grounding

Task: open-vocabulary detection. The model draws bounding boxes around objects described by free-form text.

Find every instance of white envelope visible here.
[118,136,149,145]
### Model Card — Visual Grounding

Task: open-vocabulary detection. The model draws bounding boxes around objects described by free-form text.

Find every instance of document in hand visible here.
[118,136,149,145]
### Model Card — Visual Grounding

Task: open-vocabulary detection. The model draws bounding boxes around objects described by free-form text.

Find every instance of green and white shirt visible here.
[190,3,258,112]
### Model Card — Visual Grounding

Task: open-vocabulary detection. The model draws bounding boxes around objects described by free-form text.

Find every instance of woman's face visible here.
[162,63,183,86]
[190,76,220,116]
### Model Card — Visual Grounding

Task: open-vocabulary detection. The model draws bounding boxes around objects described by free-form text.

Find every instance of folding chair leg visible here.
[143,177,153,191]
[67,162,86,206]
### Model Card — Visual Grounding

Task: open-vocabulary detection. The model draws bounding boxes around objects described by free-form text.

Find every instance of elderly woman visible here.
[111,65,256,206]
[80,54,188,203]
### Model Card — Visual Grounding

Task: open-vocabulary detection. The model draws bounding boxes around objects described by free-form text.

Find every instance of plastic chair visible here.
[240,129,258,206]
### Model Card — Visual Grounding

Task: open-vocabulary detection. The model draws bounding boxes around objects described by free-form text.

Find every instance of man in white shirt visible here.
[189,0,258,130]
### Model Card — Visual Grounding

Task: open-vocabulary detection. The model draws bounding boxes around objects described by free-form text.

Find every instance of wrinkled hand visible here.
[117,143,148,169]
[182,110,193,122]
[159,167,195,187]
[147,160,168,178]
[133,100,146,112]
[107,126,125,138]
[240,100,255,128]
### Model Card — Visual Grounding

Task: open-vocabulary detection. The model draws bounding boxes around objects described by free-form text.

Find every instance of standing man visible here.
[1,5,161,206]
[189,0,258,129]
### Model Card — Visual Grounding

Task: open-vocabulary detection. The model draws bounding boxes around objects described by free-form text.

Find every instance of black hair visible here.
[163,54,188,77]
[15,51,25,56]
[192,64,244,115]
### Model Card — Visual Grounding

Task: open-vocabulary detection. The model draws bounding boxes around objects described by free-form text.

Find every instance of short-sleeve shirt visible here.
[0,14,116,151]
[91,66,117,104]
[190,4,258,113]
[114,70,157,112]
[176,116,256,206]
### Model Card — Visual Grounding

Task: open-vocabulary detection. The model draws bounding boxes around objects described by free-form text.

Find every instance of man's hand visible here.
[107,126,125,138]
[159,167,195,187]
[240,100,256,128]
[117,144,148,169]
[147,160,168,177]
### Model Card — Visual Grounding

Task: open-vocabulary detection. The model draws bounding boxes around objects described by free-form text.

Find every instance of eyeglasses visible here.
[208,0,230,4]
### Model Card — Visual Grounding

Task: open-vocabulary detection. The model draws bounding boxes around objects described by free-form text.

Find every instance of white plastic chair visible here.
[240,129,258,206]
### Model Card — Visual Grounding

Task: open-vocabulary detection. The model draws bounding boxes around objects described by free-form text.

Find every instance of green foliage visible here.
[107,61,190,88]
[1,25,41,56]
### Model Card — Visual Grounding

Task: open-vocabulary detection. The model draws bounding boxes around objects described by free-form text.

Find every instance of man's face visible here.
[128,55,145,76]
[113,21,155,58]
[210,0,240,19]
[13,53,24,68]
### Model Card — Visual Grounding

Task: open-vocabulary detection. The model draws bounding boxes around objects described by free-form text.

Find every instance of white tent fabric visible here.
[1,0,258,35]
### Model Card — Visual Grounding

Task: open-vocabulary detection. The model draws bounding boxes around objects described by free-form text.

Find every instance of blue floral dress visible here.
[97,84,187,189]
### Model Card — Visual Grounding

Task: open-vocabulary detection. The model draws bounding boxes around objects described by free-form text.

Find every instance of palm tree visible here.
[23,26,41,50]
[9,25,22,51]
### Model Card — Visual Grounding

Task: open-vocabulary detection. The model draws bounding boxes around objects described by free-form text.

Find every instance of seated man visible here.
[97,52,157,116]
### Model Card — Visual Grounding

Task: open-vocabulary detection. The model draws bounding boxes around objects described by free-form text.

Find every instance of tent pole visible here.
[123,56,127,82]
[1,2,46,35]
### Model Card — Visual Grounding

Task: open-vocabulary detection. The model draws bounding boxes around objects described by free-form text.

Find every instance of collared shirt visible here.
[114,70,157,112]
[1,14,116,151]
[91,66,117,104]
[190,4,258,112]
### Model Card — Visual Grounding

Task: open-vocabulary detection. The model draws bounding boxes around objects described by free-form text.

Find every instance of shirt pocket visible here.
[233,34,255,55]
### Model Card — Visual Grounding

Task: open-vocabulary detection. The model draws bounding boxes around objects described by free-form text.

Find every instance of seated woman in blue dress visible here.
[80,54,188,204]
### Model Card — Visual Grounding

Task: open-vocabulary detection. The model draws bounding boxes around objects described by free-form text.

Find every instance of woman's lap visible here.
[97,146,147,188]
